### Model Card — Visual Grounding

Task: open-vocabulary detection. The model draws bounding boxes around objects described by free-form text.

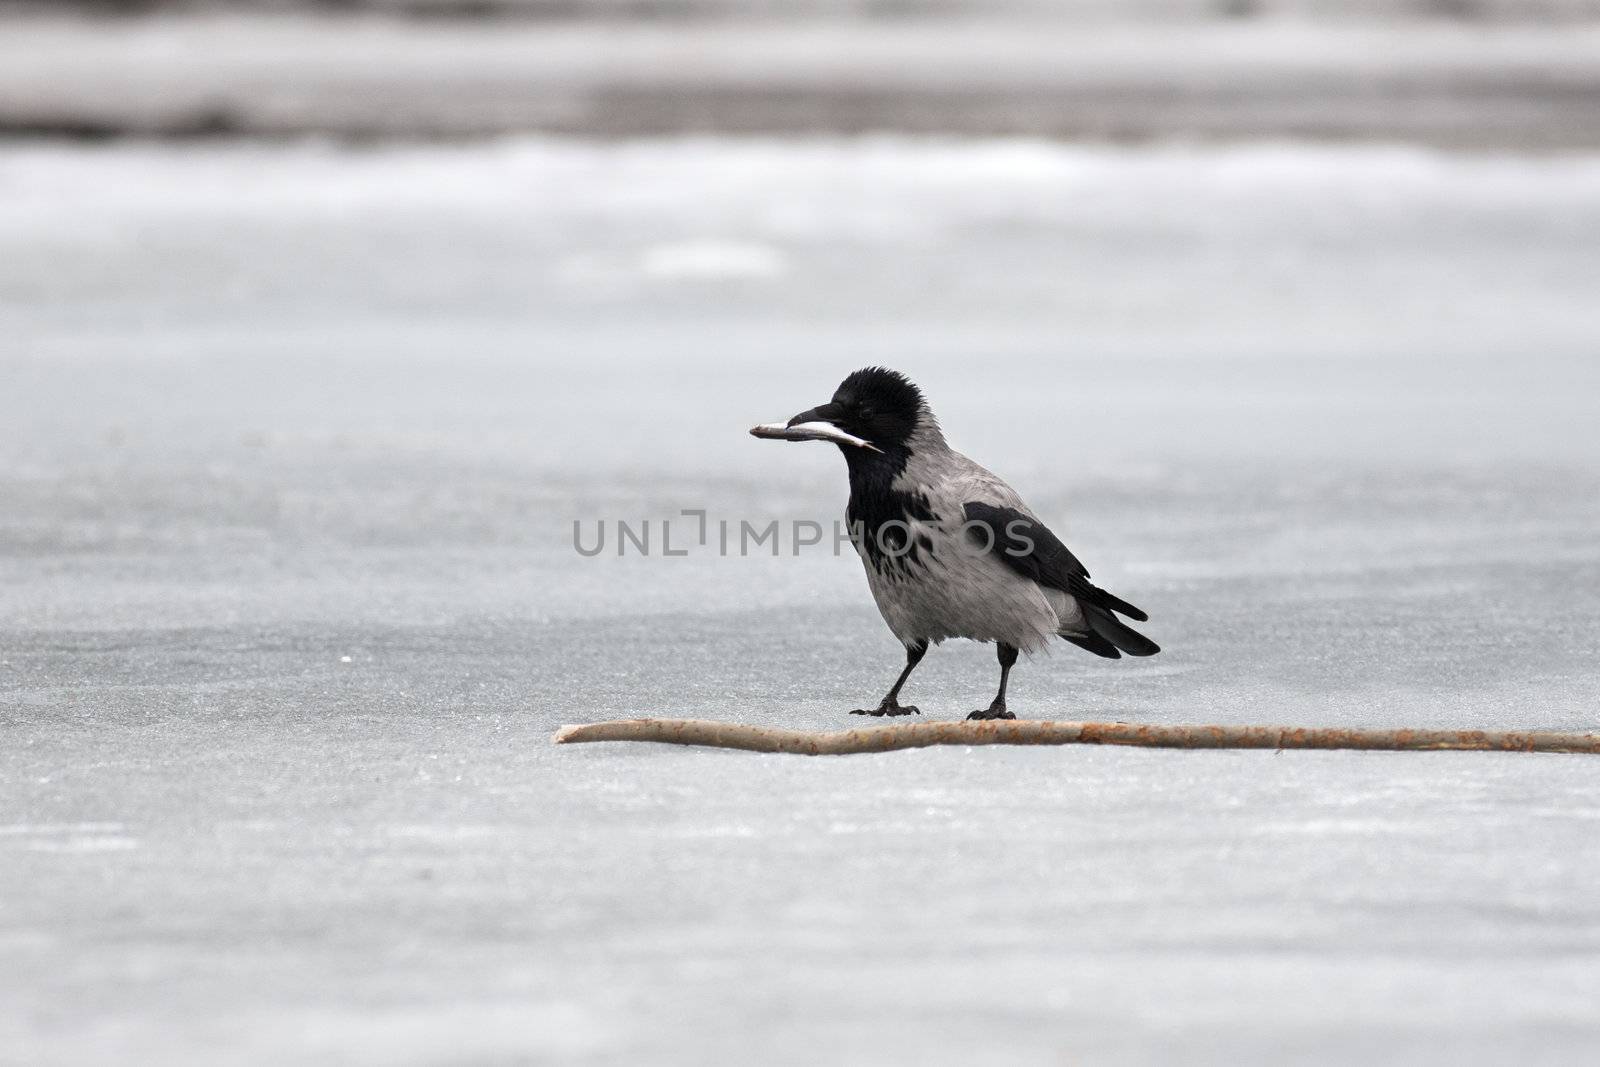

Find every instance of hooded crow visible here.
[752,367,1158,720]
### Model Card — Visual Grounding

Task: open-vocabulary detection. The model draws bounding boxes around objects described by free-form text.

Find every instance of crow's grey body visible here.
[857,419,1087,654]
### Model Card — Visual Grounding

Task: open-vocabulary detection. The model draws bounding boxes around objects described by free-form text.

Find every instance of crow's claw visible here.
[851,703,920,717]
[966,705,1015,721]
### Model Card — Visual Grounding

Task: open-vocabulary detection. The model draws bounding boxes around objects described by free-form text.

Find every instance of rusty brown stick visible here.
[552,718,1600,756]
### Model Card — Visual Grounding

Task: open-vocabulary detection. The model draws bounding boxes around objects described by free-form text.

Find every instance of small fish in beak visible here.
[749,403,883,452]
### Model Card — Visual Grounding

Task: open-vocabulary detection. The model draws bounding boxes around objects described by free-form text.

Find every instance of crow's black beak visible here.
[750,401,881,452]
[784,403,842,428]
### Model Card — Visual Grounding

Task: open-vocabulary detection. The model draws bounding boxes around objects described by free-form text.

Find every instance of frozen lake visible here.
[4,139,1600,1063]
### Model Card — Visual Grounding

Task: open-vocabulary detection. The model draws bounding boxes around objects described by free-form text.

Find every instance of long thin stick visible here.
[553,718,1600,756]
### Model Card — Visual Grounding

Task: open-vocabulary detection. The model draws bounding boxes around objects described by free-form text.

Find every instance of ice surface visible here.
[3,139,1600,1064]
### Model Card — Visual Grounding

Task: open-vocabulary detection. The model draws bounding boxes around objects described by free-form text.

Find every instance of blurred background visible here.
[5,2,1600,1065]
[6,0,1600,144]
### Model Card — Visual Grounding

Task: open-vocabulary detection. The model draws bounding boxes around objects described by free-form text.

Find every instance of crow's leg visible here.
[852,641,927,717]
[968,643,1019,720]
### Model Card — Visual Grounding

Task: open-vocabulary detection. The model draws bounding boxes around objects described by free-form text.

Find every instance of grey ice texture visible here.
[4,139,1600,1064]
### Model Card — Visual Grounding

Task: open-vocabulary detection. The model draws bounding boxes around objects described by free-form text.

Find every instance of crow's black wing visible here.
[962,503,1146,620]
[963,501,1159,657]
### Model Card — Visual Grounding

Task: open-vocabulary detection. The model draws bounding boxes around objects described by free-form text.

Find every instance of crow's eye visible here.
[859,407,875,418]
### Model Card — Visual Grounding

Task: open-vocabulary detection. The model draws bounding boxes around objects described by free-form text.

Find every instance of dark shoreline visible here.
[4,14,1600,147]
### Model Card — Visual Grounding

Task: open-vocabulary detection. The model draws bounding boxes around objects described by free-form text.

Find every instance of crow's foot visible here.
[967,702,1015,721]
[851,702,920,717]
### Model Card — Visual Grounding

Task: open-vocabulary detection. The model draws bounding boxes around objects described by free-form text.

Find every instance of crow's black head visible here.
[749,366,930,456]
[823,367,926,450]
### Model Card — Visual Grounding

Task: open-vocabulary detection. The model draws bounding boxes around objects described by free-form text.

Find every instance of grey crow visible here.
[752,367,1158,720]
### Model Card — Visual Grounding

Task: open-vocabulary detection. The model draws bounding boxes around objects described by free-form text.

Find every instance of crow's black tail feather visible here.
[1060,632,1122,659]
[1066,575,1148,623]
[1082,604,1160,657]
[1093,588,1148,623]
